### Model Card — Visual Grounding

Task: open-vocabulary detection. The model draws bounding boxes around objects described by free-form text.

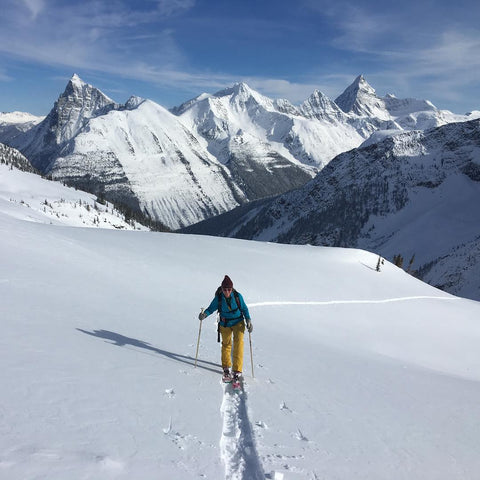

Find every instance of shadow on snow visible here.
[76,328,221,374]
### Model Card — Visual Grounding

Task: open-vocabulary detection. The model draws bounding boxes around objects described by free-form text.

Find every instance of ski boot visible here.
[222,368,233,383]
[232,371,242,391]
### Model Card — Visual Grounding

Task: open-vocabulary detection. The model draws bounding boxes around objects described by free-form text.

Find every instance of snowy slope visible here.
[2,179,480,479]
[0,162,147,230]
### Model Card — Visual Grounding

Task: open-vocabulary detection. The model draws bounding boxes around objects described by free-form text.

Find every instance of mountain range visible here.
[2,74,476,230]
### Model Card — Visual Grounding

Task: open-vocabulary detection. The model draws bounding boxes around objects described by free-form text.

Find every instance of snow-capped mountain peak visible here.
[8,75,120,171]
[69,72,85,88]
[56,74,117,140]
[300,89,347,121]
[170,93,212,116]
[124,95,145,110]
[212,82,275,111]
[335,75,389,120]
[216,82,254,97]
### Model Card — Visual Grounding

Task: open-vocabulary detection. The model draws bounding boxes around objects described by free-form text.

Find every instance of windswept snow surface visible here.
[2,180,480,478]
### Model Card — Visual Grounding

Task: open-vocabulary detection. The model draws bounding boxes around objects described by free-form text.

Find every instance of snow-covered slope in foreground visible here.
[1,208,480,479]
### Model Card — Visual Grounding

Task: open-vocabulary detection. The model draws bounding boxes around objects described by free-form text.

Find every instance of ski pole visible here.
[249,331,254,379]
[194,308,204,368]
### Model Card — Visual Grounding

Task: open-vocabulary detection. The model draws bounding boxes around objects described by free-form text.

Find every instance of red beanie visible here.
[221,275,233,289]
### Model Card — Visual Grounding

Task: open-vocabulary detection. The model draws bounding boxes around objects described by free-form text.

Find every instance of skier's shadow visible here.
[76,328,221,374]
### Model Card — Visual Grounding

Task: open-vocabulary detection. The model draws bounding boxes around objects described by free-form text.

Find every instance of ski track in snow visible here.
[249,295,459,308]
[220,381,264,480]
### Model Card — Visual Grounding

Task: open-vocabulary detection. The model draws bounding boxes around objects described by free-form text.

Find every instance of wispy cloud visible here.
[0,1,191,75]
[154,0,195,17]
[20,0,46,20]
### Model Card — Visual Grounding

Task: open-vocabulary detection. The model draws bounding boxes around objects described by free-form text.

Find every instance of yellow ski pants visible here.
[220,321,245,373]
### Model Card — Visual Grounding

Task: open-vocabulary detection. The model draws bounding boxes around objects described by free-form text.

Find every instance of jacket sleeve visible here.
[204,296,218,317]
[238,293,251,321]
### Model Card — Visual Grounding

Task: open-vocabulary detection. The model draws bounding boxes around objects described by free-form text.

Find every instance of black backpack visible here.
[215,286,244,342]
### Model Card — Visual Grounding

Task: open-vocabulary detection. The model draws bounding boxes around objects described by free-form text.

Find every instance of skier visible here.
[198,275,253,386]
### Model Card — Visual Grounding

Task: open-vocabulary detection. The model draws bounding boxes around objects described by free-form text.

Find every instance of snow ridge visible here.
[220,382,264,480]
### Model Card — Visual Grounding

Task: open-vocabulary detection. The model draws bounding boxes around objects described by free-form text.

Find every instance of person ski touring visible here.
[198,275,253,387]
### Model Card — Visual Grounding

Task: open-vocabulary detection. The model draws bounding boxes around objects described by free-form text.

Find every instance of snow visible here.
[2,167,480,479]
[0,163,146,230]
[0,111,44,125]
[360,129,404,147]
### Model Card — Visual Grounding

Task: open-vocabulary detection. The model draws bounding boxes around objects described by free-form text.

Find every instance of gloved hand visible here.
[198,310,207,321]
[246,320,253,333]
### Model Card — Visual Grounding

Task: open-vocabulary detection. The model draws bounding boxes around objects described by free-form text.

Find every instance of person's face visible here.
[222,287,232,298]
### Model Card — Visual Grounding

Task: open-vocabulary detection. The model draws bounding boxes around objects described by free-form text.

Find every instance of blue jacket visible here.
[205,291,251,327]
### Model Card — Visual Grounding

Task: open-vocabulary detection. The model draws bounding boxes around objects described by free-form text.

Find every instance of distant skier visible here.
[198,275,253,385]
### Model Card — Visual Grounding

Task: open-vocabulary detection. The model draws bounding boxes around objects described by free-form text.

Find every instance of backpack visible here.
[215,286,244,342]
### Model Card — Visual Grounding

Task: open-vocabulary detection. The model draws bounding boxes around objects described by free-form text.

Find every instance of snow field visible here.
[1,196,480,478]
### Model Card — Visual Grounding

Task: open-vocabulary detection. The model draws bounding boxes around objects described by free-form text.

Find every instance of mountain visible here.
[183,118,480,301]
[3,192,480,479]
[336,75,392,120]
[0,111,44,144]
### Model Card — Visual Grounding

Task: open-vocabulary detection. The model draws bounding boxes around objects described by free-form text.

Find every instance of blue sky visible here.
[1,0,479,115]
